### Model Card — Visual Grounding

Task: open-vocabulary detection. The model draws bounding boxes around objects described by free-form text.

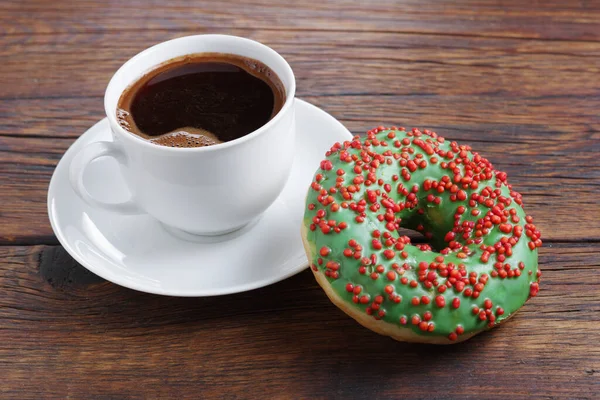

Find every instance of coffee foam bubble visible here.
[117,108,132,130]
[149,128,223,148]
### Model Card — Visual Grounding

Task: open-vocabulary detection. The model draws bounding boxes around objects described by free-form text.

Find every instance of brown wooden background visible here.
[1,1,599,398]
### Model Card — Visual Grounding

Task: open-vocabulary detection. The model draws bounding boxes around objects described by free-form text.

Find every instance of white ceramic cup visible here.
[69,35,296,236]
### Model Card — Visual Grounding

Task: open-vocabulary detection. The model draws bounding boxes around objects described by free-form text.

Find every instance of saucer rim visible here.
[47,98,353,297]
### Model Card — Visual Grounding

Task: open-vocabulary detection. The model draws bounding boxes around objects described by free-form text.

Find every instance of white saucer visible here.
[47,99,352,296]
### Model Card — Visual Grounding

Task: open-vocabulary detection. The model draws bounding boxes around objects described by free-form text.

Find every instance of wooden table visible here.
[1,1,599,398]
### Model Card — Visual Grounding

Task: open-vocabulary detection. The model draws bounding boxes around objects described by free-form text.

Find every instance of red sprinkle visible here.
[435,295,446,308]
[319,247,330,257]
[452,298,460,308]
[320,160,333,171]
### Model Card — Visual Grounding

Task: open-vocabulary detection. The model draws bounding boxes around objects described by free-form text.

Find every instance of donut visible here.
[301,126,542,344]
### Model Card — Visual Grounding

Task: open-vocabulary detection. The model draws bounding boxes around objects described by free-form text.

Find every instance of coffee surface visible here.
[117,53,285,148]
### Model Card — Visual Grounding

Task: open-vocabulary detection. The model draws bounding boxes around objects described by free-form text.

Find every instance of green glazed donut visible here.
[301,126,542,344]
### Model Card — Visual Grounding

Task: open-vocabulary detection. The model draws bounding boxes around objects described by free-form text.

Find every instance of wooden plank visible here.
[2,31,600,101]
[2,0,600,41]
[0,243,598,398]
[3,94,600,142]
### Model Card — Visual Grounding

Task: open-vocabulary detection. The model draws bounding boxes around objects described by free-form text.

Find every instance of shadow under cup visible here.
[103,35,297,236]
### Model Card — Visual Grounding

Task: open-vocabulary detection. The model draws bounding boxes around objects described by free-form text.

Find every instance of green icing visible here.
[303,128,540,341]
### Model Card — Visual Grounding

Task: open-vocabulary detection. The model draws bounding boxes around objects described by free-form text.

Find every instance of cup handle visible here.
[68,141,143,214]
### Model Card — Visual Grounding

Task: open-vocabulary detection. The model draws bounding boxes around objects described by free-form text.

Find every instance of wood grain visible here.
[2,0,600,398]
[2,0,600,41]
[3,31,600,101]
[0,243,598,398]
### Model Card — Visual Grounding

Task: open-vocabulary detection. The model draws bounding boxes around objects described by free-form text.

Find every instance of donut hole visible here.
[397,227,427,242]
[396,226,444,252]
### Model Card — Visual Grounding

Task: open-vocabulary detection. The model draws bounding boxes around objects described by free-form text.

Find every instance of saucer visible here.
[47,99,353,296]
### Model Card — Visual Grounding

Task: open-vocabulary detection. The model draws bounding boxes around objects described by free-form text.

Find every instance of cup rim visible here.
[104,34,296,152]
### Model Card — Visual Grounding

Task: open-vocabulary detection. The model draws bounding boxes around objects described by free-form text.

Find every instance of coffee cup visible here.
[69,35,296,236]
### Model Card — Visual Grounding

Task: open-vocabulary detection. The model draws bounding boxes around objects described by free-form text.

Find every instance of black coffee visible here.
[117,53,285,148]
